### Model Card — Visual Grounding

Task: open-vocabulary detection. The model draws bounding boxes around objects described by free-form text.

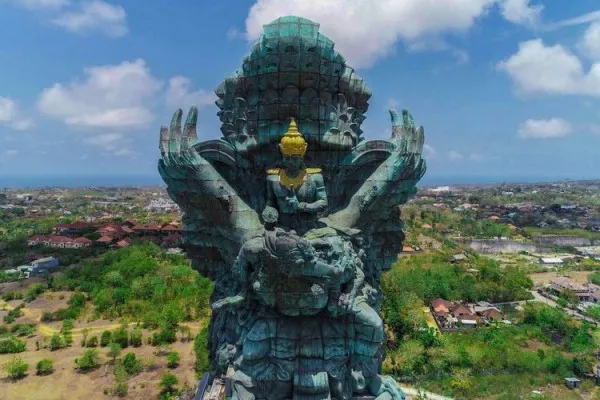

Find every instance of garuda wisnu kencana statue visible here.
[158,16,426,400]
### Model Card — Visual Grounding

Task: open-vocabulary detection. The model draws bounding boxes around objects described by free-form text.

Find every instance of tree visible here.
[130,327,142,347]
[122,353,142,376]
[86,336,98,348]
[80,328,89,347]
[112,326,128,349]
[160,373,178,393]
[49,333,66,351]
[4,356,28,380]
[107,343,121,364]
[75,349,100,371]
[100,330,112,347]
[166,352,180,369]
[36,359,54,375]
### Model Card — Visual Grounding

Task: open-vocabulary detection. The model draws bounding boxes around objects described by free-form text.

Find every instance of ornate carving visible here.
[158,15,426,400]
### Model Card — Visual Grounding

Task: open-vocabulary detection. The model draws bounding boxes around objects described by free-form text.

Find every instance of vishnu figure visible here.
[262,119,328,235]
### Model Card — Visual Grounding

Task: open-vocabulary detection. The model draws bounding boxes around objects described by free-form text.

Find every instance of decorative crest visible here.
[279,118,307,157]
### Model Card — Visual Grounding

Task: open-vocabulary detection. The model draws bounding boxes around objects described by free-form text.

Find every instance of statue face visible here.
[281,153,304,172]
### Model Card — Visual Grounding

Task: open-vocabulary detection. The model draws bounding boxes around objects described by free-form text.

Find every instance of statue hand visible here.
[286,196,299,211]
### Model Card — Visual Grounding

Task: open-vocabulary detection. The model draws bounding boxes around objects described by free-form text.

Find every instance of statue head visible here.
[279,119,307,173]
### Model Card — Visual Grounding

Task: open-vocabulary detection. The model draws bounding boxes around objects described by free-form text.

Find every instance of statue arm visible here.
[300,174,328,214]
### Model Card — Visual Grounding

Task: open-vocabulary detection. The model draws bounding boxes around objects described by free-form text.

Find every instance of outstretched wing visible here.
[321,108,427,231]
[158,107,263,278]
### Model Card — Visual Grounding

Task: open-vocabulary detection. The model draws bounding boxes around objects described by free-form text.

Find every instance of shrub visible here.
[11,324,35,337]
[100,330,111,347]
[194,327,209,374]
[160,373,178,393]
[4,356,28,380]
[107,343,121,363]
[130,327,143,347]
[41,312,53,322]
[122,353,142,376]
[0,337,27,354]
[86,336,98,348]
[36,359,54,375]
[75,348,100,371]
[114,383,128,397]
[49,333,66,351]
[112,327,128,349]
[166,352,180,369]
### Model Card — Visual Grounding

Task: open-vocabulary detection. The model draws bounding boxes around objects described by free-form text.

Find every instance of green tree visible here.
[122,352,142,376]
[160,373,178,393]
[49,333,66,351]
[100,330,111,347]
[36,358,54,375]
[112,326,128,349]
[166,352,180,369]
[80,328,89,347]
[130,327,142,347]
[86,336,98,348]
[4,356,28,380]
[107,343,121,364]
[75,348,100,371]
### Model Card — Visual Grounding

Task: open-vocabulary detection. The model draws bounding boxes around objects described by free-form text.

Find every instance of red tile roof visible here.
[49,236,74,243]
[74,237,92,244]
[97,236,113,243]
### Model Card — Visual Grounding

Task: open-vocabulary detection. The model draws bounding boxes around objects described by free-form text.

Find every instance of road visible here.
[529,290,598,325]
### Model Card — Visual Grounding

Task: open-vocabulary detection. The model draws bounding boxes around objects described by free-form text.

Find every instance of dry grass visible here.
[529,271,592,286]
[0,339,199,400]
[0,288,205,399]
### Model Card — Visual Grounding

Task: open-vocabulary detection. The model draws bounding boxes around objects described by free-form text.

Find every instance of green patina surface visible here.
[158,16,426,400]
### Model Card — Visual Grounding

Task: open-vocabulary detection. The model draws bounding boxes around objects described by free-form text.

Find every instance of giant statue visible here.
[158,16,426,400]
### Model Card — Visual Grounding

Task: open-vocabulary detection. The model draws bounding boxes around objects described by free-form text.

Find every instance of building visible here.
[540,257,564,266]
[550,276,595,302]
[52,221,93,237]
[31,257,60,275]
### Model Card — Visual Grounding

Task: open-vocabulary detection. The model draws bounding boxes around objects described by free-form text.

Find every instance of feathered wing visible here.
[158,107,263,279]
[320,108,427,231]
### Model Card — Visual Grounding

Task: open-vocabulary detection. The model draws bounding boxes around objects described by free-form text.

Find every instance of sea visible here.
[0,174,594,189]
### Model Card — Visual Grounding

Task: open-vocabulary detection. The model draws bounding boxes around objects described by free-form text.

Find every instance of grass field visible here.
[0,287,205,399]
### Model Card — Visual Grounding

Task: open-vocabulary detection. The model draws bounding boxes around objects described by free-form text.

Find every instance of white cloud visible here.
[0,96,35,130]
[38,59,162,129]
[424,144,437,159]
[498,0,543,27]
[4,149,19,156]
[16,0,70,9]
[498,39,600,97]
[580,22,600,61]
[545,10,600,30]
[10,119,35,131]
[0,97,17,122]
[518,118,572,139]
[386,98,400,110]
[245,0,497,68]
[448,150,464,160]
[166,76,216,110]
[226,27,244,40]
[469,152,484,162]
[84,132,122,149]
[84,132,137,158]
[52,0,127,37]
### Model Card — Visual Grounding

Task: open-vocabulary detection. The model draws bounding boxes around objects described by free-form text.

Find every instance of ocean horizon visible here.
[1,174,597,189]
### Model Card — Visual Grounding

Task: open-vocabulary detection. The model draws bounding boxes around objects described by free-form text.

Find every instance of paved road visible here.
[530,291,598,325]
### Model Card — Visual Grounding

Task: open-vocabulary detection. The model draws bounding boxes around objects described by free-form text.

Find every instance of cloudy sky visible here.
[0,0,599,184]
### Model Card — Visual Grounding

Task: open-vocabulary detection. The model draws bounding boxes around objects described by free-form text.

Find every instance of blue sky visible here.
[0,0,599,185]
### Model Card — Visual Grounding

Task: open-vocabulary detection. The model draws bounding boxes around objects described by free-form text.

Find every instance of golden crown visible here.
[280,119,307,156]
